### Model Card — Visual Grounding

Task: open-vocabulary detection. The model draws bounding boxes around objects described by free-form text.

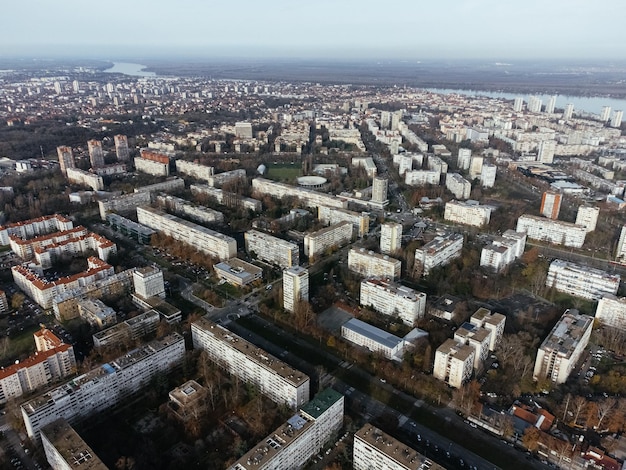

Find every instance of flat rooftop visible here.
[342,318,403,350]
[41,419,108,470]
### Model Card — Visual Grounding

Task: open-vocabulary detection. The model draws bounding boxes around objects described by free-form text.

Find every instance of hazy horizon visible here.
[2,0,625,62]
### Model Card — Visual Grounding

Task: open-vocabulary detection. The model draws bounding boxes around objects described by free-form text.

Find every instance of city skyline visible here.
[2,0,626,60]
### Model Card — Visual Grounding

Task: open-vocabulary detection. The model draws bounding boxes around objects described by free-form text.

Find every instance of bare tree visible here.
[571,396,587,426]
[596,397,617,430]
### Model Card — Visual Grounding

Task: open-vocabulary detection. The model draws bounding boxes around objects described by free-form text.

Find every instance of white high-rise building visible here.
[457,148,472,170]
[537,140,556,164]
[360,278,426,326]
[563,103,574,120]
[546,259,620,301]
[354,424,445,470]
[114,134,130,161]
[380,222,402,255]
[133,266,165,300]
[41,419,108,470]
[445,173,471,199]
[545,95,557,114]
[616,225,626,262]
[513,97,524,112]
[234,122,253,139]
[611,110,623,128]
[87,139,105,168]
[405,170,440,187]
[480,230,527,273]
[516,215,587,248]
[318,206,369,238]
[191,318,310,409]
[380,111,391,129]
[414,233,463,276]
[470,308,506,352]
[433,339,475,388]
[371,177,388,204]
[528,96,542,113]
[469,156,484,179]
[304,221,353,258]
[283,266,309,313]
[245,230,299,268]
[480,164,496,188]
[575,205,600,232]
[595,295,626,331]
[533,309,593,384]
[601,106,612,122]
[348,248,401,280]
[444,200,493,227]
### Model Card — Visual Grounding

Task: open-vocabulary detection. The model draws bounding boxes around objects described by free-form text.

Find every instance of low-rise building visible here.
[106,213,155,244]
[191,317,310,409]
[215,258,263,287]
[414,233,463,277]
[76,298,116,328]
[304,221,353,258]
[533,309,593,384]
[360,278,426,326]
[252,177,347,210]
[546,259,620,300]
[341,318,406,360]
[348,248,401,280]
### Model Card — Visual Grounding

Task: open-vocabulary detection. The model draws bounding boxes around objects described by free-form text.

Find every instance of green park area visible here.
[266,162,302,182]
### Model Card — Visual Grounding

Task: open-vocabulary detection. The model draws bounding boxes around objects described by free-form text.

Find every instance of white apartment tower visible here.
[480,164,497,188]
[245,230,299,268]
[446,173,471,200]
[563,103,574,120]
[575,205,600,232]
[414,233,463,276]
[538,140,556,164]
[595,295,626,331]
[114,134,130,161]
[348,248,401,280]
[457,148,472,170]
[304,221,353,258]
[371,177,388,204]
[87,139,105,168]
[546,259,620,301]
[545,95,557,114]
[360,278,426,326]
[617,225,626,262]
[528,96,542,113]
[133,266,166,300]
[513,97,523,112]
[540,191,562,219]
[611,110,623,128]
[283,266,309,313]
[380,222,402,255]
[601,106,612,122]
[433,339,475,389]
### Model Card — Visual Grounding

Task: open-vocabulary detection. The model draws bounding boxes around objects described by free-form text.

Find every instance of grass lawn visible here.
[266,162,302,182]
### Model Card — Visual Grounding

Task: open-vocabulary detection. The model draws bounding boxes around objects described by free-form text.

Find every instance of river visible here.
[103,62,156,77]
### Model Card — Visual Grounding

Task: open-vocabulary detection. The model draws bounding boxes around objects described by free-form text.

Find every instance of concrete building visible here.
[414,233,463,277]
[41,419,108,470]
[92,310,160,349]
[528,96,542,113]
[304,221,353,258]
[371,177,388,205]
[575,205,600,232]
[134,177,185,195]
[137,206,236,261]
[87,139,104,168]
[134,155,169,177]
[533,309,593,384]
[168,380,208,423]
[21,333,185,440]
[616,225,626,262]
[446,173,471,199]
[513,97,523,113]
[601,106,612,122]
[546,259,620,301]
[106,213,155,244]
[252,178,347,210]
[98,191,152,220]
[56,146,75,175]
[283,266,309,313]
[234,122,253,139]
[611,110,623,128]
[175,159,214,182]
[380,222,402,255]
[480,164,497,188]
[156,194,224,224]
[480,230,527,273]
[208,169,246,188]
[348,248,401,280]
[0,214,73,246]
[516,214,587,248]
[540,191,562,219]
[405,170,440,187]
[538,140,556,164]
[353,424,445,470]
[214,258,263,287]
[595,295,626,331]
[245,230,299,268]
[133,266,165,300]
[433,338,475,389]
[545,95,557,114]
[76,298,116,328]
[470,308,506,351]
[469,155,484,179]
[191,184,262,212]
[352,157,378,178]
[360,278,426,326]
[66,168,104,191]
[444,200,493,227]
[228,389,343,470]
[457,148,472,170]
[563,103,574,120]
[454,322,491,371]
[341,318,406,360]
[318,206,369,238]
[191,317,310,409]
[114,134,130,161]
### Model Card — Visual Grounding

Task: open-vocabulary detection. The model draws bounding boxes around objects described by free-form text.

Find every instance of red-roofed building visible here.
[34,327,63,352]
[583,447,621,470]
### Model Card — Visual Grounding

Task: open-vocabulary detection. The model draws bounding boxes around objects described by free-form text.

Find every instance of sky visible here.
[1,0,625,61]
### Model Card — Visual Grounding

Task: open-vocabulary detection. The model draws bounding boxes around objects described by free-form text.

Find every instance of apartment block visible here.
[228,388,343,470]
[137,206,236,260]
[433,339,475,389]
[575,205,600,232]
[353,424,445,470]
[404,170,440,187]
[480,164,497,188]
[114,134,130,161]
[457,148,472,170]
[175,159,214,182]
[380,222,402,255]
[444,200,493,227]
[92,309,160,349]
[56,146,75,175]
[87,139,104,168]
[106,213,156,244]
[348,248,401,280]
[454,323,491,371]
[533,309,593,384]
[414,233,463,277]
[516,214,587,248]
[133,266,166,300]
[352,157,378,178]
[371,177,388,205]
[190,184,262,212]
[134,177,185,195]
[76,298,116,328]
[252,177,347,210]
[22,333,184,440]
[469,308,506,351]
[156,193,224,224]
[98,191,152,220]
[317,205,369,237]
[245,230,299,268]
[304,221,353,258]
[215,258,263,287]
[208,168,246,188]
[65,168,104,191]
[480,230,527,272]
[446,173,471,199]
[192,318,309,409]
[283,266,309,313]
[360,278,426,326]
[546,259,620,300]
[595,295,626,331]
[41,419,108,470]
[0,214,73,245]
[134,155,169,177]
